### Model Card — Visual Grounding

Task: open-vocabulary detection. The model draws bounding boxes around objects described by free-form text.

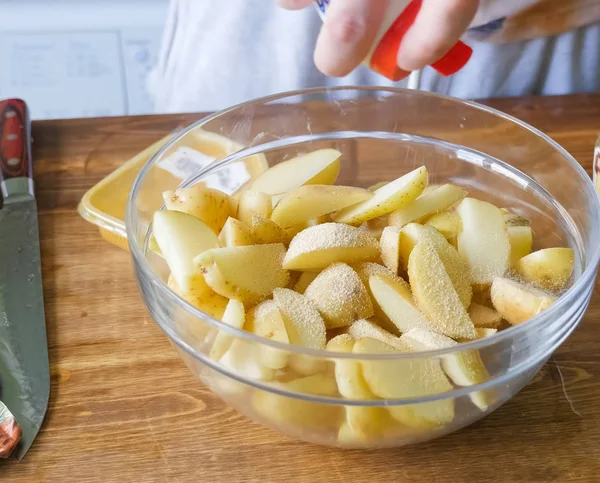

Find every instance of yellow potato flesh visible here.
[408,242,477,340]
[424,210,462,239]
[518,247,575,291]
[194,244,290,304]
[508,225,533,267]
[399,223,472,309]
[271,185,373,228]
[379,226,402,275]
[389,183,467,227]
[153,210,218,298]
[250,149,342,196]
[162,186,236,234]
[468,303,503,328]
[334,166,428,225]
[246,300,289,369]
[401,328,495,411]
[293,271,319,294]
[250,215,287,244]
[273,288,327,349]
[490,277,556,325]
[305,263,373,328]
[283,223,380,271]
[347,319,405,349]
[456,198,510,286]
[209,299,246,362]
[218,217,255,247]
[354,337,454,429]
[237,190,272,227]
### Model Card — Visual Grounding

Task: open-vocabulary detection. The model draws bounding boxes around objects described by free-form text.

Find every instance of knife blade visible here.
[0,98,49,461]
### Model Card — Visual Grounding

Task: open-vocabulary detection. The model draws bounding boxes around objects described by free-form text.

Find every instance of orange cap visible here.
[370,0,473,81]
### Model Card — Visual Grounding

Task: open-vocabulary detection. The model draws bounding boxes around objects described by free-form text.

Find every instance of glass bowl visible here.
[126,87,600,448]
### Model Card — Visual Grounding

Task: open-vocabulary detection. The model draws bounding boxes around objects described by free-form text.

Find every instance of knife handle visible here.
[0,99,34,200]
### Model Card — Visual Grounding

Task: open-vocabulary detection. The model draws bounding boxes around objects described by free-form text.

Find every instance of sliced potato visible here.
[490,277,557,325]
[252,373,342,431]
[518,247,575,291]
[326,334,373,399]
[401,328,495,411]
[379,226,402,275]
[369,275,433,334]
[399,223,472,308]
[476,328,498,338]
[389,184,467,227]
[194,244,289,304]
[333,166,428,225]
[347,319,406,349]
[408,242,477,340]
[237,190,272,227]
[162,186,236,234]
[304,263,373,328]
[354,337,454,429]
[363,216,388,240]
[283,223,379,271]
[293,271,319,294]
[167,274,228,320]
[250,149,341,197]
[246,300,289,369]
[468,303,502,329]
[250,215,287,244]
[218,217,255,247]
[507,225,533,266]
[148,234,163,258]
[456,198,510,287]
[209,299,245,361]
[424,210,462,239]
[153,210,218,298]
[503,211,531,227]
[271,185,373,228]
[273,288,327,349]
[220,339,275,381]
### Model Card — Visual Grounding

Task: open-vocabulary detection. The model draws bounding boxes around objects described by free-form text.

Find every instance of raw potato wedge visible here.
[347,319,405,349]
[476,328,498,338]
[354,337,454,429]
[389,184,467,227]
[379,226,402,275]
[333,166,428,225]
[194,244,290,304]
[363,216,388,240]
[503,211,531,227]
[252,374,342,431]
[237,190,272,227]
[304,263,373,328]
[424,210,462,239]
[468,303,503,329]
[456,198,510,286]
[490,277,557,325]
[271,185,373,228]
[273,288,327,349]
[401,328,495,411]
[293,271,319,294]
[218,217,255,247]
[399,223,472,309]
[408,242,477,340]
[283,223,379,271]
[250,149,341,196]
[153,210,218,298]
[167,274,228,320]
[250,215,287,244]
[518,247,575,291]
[148,234,163,258]
[246,300,289,369]
[507,225,533,266]
[352,262,405,335]
[369,275,433,334]
[163,186,236,234]
[210,299,245,361]
[220,339,275,381]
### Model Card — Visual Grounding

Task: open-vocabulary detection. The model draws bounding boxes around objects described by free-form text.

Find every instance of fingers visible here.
[397,0,478,71]
[314,0,390,77]
[276,0,313,10]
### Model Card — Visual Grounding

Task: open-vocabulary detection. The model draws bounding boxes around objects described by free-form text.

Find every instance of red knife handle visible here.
[0,99,33,197]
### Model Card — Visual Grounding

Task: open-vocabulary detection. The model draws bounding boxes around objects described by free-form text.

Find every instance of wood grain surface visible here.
[2,94,600,482]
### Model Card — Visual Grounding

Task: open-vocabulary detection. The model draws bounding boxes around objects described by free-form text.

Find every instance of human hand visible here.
[277,0,479,78]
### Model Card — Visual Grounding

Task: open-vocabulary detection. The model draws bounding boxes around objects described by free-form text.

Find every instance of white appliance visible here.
[0,0,169,119]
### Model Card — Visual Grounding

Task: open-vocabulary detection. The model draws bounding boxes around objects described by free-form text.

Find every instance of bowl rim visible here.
[126,85,600,361]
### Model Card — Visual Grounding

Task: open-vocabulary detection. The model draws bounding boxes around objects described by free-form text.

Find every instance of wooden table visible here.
[2,94,600,482]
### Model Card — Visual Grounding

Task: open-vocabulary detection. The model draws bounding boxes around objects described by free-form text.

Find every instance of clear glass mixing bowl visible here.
[126,87,600,448]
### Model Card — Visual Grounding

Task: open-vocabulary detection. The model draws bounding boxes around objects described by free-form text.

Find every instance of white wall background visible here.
[0,0,169,119]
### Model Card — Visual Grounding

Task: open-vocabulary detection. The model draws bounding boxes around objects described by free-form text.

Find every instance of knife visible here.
[0,98,50,461]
